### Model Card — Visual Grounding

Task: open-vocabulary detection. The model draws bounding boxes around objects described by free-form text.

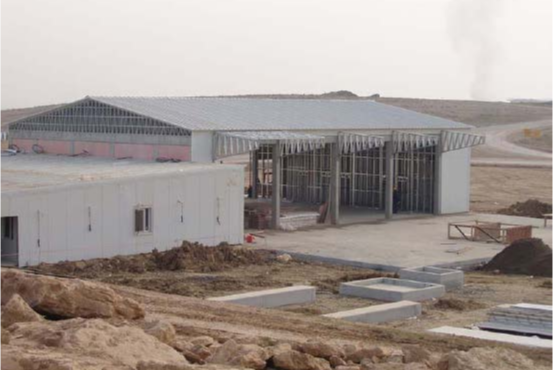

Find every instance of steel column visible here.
[251,149,259,198]
[271,142,282,229]
[434,131,444,215]
[330,142,341,224]
[385,139,394,219]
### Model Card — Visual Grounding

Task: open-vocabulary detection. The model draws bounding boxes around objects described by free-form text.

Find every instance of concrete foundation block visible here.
[323,300,421,323]
[208,285,316,308]
[340,278,445,302]
[399,266,464,290]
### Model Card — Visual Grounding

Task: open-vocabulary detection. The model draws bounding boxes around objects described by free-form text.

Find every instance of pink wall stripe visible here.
[12,139,191,162]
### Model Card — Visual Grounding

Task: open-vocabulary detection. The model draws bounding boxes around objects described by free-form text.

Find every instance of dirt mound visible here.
[483,238,552,277]
[152,242,269,272]
[497,199,552,219]
[33,241,273,278]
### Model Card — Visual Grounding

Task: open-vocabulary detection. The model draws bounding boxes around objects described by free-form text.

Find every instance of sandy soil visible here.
[44,254,551,354]
[106,269,552,367]
[351,272,551,332]
[99,260,392,319]
[471,166,552,213]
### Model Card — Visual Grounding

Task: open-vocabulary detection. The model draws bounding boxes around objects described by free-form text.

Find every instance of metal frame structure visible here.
[8,99,190,137]
[5,94,486,229]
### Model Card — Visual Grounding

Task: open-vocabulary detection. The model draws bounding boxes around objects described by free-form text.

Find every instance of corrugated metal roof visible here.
[90,96,470,132]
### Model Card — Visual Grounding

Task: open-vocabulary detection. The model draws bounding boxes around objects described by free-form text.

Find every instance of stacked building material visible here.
[478,303,552,338]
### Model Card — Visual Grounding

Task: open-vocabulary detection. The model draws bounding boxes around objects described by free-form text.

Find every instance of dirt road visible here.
[472,120,552,167]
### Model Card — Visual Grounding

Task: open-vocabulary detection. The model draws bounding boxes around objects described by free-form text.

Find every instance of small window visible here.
[134,207,152,234]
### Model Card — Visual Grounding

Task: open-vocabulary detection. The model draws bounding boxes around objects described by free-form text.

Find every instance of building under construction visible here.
[6,97,484,232]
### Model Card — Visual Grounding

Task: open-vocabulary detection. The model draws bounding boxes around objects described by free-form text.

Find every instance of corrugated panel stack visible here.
[478,303,552,338]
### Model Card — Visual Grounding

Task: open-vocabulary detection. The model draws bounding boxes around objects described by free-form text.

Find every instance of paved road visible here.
[472,120,552,168]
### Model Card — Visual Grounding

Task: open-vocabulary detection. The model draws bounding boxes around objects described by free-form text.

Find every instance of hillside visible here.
[376,97,552,127]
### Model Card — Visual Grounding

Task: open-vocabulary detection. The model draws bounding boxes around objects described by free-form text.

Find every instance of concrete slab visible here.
[429,326,553,349]
[399,266,464,290]
[257,213,552,271]
[340,278,445,302]
[207,285,316,308]
[323,300,421,323]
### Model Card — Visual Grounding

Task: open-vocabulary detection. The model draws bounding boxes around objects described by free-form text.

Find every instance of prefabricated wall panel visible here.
[438,148,471,214]
[1,167,244,267]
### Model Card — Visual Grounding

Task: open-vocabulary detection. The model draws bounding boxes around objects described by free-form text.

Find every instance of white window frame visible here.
[134,206,153,235]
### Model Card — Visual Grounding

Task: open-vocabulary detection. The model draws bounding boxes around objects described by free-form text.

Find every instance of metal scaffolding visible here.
[8,98,190,137]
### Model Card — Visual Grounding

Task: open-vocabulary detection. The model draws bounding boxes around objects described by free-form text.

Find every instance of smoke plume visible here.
[447,0,506,100]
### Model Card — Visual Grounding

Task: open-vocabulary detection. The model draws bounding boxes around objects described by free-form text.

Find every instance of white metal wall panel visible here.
[153,178,171,252]
[101,183,121,259]
[439,148,471,214]
[229,168,245,244]
[83,187,103,260]
[66,189,85,262]
[199,173,216,245]
[169,178,187,247]
[2,166,244,267]
[191,132,214,163]
[183,174,201,243]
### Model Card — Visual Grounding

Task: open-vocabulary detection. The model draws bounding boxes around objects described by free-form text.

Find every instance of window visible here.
[134,207,152,234]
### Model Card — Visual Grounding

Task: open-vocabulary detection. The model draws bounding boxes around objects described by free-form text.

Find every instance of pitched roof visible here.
[90,96,470,132]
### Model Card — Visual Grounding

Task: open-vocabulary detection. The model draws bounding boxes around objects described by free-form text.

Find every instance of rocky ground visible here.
[2,268,551,370]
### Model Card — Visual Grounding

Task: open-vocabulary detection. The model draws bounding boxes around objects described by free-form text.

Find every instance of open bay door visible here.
[1,216,18,266]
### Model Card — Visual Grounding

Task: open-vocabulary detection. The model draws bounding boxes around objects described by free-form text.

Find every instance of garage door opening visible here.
[1,217,19,266]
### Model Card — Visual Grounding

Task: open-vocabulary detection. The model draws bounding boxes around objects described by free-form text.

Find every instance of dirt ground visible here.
[33,257,393,304]
[106,265,552,367]
[470,166,552,213]
[377,97,552,127]
[34,251,552,340]
[509,126,553,153]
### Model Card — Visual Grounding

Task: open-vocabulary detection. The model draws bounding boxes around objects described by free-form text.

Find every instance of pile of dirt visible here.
[33,241,273,278]
[483,238,552,277]
[497,199,552,219]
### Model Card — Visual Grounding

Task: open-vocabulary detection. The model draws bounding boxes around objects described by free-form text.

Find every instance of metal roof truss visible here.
[339,132,386,154]
[214,131,326,158]
[392,131,439,154]
[442,131,485,152]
